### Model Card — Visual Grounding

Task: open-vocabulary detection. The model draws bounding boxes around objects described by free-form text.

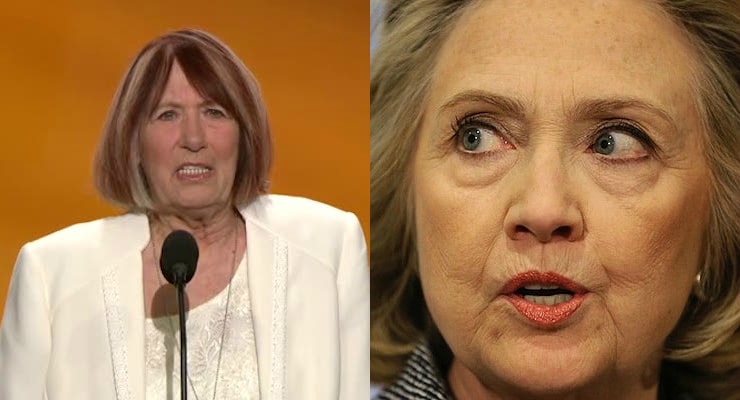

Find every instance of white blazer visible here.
[0,195,369,399]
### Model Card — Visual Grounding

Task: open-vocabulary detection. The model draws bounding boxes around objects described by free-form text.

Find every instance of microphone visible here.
[160,230,199,285]
[160,230,199,400]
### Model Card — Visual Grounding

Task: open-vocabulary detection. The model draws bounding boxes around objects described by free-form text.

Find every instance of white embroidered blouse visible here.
[144,253,260,400]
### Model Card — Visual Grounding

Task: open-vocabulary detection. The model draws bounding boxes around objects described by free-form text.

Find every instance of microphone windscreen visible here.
[160,230,199,285]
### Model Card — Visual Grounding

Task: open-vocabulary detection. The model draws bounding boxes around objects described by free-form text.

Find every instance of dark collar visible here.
[377,341,453,400]
[377,342,696,400]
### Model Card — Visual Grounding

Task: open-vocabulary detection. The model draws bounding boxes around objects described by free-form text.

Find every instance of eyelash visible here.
[157,110,176,120]
[154,107,228,120]
[592,121,656,146]
[449,114,658,161]
[449,114,509,159]
[450,114,497,137]
[588,120,658,161]
[206,108,227,117]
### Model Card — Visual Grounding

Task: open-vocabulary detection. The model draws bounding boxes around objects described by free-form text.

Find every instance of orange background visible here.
[0,2,368,318]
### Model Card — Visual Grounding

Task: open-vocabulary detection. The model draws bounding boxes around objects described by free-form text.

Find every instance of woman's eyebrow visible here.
[568,97,678,129]
[200,99,221,107]
[153,101,183,110]
[440,91,679,128]
[439,90,527,120]
[153,100,221,109]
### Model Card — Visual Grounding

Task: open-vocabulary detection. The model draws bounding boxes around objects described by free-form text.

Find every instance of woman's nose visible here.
[503,151,584,243]
[179,112,206,152]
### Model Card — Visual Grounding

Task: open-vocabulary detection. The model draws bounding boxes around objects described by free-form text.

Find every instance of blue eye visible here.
[591,125,652,160]
[461,127,483,151]
[593,133,615,155]
[454,119,510,155]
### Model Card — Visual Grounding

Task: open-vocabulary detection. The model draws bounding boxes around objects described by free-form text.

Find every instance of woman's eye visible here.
[593,133,615,154]
[591,128,649,159]
[456,125,508,154]
[205,108,227,118]
[157,110,177,121]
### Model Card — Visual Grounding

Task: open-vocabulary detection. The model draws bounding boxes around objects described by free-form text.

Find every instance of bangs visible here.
[125,48,172,130]
[134,40,239,123]
[173,43,238,117]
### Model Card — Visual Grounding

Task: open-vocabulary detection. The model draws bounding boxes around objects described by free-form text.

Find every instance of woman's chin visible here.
[471,340,610,397]
[494,362,597,395]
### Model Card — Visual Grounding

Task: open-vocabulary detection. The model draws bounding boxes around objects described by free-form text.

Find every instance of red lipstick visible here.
[501,271,587,328]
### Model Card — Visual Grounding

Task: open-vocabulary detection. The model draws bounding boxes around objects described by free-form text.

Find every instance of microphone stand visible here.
[176,282,188,400]
[159,230,199,400]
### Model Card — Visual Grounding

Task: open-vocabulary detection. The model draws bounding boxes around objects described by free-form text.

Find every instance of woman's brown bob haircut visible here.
[93,29,271,210]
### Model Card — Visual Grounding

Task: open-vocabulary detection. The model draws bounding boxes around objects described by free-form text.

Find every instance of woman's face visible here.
[141,61,239,217]
[413,0,710,397]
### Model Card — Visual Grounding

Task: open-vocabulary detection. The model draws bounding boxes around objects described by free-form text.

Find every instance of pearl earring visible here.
[693,270,707,301]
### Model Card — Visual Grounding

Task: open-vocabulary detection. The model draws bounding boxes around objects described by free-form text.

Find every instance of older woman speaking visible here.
[0,29,368,399]
[371,0,740,399]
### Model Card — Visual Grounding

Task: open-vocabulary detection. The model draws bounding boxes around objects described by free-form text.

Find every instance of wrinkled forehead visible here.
[429,0,701,120]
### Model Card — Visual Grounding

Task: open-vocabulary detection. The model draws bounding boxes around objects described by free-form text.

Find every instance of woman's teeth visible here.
[515,284,575,305]
[178,166,210,175]
[523,284,560,290]
[523,293,574,305]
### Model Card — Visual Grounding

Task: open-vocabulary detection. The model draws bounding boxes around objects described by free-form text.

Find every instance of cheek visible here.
[414,163,506,340]
[212,126,240,164]
[587,172,708,358]
[415,184,497,284]
[140,131,174,173]
[599,178,706,294]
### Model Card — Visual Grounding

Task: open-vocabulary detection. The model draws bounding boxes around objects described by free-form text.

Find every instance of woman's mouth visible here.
[515,284,574,305]
[501,271,588,328]
[177,165,212,180]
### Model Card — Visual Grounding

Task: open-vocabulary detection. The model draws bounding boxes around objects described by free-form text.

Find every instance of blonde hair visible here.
[370,0,740,397]
[93,29,271,211]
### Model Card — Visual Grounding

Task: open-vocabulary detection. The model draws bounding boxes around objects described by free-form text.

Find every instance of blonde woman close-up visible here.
[371,0,740,399]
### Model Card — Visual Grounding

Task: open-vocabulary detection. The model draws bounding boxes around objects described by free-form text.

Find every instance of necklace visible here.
[149,212,241,400]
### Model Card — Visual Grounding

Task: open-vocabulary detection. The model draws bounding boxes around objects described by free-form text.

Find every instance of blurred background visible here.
[0,1,368,317]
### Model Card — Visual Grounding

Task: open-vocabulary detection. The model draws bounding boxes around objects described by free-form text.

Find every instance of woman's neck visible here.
[149,205,241,248]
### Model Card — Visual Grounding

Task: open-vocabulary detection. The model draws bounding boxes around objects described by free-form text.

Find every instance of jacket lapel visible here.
[242,205,288,399]
[100,214,149,400]
[97,208,290,400]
